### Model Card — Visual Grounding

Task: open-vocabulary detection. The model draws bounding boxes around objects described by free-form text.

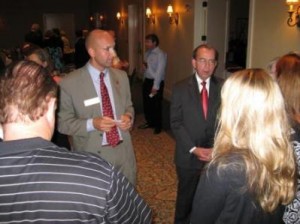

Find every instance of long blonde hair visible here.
[211,69,296,212]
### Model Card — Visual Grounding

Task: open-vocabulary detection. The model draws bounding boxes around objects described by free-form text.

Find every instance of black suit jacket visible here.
[170,74,221,169]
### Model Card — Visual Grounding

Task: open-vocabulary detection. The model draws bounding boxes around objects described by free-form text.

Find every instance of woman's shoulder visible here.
[208,153,246,185]
[292,126,300,142]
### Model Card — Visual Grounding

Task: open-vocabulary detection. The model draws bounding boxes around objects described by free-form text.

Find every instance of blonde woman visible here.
[191,69,296,224]
[277,53,300,224]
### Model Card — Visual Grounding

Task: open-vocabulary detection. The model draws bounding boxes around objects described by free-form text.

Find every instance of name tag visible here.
[84,97,100,107]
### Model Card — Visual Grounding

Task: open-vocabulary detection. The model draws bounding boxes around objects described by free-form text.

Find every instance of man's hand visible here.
[93,116,116,132]
[193,147,212,162]
[142,62,147,72]
[116,114,132,131]
[150,88,158,96]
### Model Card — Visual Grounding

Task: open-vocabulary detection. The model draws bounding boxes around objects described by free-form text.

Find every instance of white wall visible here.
[248,0,300,69]
[93,0,300,99]
[145,0,195,99]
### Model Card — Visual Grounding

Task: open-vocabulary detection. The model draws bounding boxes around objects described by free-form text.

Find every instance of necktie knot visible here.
[100,72,105,79]
[201,81,206,88]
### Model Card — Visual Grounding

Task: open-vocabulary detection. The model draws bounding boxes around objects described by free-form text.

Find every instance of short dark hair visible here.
[145,33,159,46]
[75,29,83,38]
[0,60,57,124]
[192,44,218,61]
[27,48,55,73]
[21,42,40,57]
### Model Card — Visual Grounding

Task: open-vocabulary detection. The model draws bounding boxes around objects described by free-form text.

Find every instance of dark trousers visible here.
[174,166,202,224]
[142,78,164,130]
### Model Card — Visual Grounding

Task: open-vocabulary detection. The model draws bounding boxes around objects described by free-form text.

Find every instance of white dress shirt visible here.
[86,63,122,145]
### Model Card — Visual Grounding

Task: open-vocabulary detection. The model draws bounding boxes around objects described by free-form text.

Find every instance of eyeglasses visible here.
[196,58,217,66]
[101,46,115,52]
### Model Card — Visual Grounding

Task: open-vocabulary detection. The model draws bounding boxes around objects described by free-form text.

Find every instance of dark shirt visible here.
[283,126,300,224]
[74,37,89,68]
[25,30,43,47]
[0,137,152,223]
[191,154,285,224]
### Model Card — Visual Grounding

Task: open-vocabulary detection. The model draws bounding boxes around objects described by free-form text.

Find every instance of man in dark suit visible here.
[58,29,136,185]
[170,44,222,224]
[24,23,43,47]
[74,29,89,69]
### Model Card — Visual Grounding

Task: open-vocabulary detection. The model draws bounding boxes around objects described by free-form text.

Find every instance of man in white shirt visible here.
[139,34,167,134]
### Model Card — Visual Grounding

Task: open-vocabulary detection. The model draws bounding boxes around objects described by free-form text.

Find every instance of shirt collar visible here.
[195,74,211,87]
[0,137,56,156]
[87,62,108,80]
[147,46,159,54]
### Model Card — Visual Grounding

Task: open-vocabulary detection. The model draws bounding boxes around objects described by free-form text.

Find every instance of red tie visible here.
[100,72,120,147]
[201,81,208,120]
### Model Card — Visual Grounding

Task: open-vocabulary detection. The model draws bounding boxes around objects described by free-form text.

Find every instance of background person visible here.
[0,60,152,223]
[170,44,221,224]
[43,29,64,73]
[191,69,296,224]
[24,23,43,47]
[108,30,129,71]
[276,53,300,224]
[74,29,89,69]
[138,33,167,134]
[25,47,61,83]
[58,29,136,185]
[60,30,74,65]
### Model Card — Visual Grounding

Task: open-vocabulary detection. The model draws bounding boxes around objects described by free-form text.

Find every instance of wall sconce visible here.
[89,13,105,28]
[146,7,155,24]
[167,4,179,25]
[286,0,300,27]
[116,12,124,24]
[89,13,105,22]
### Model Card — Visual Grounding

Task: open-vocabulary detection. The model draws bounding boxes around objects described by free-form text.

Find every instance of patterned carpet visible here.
[132,115,177,224]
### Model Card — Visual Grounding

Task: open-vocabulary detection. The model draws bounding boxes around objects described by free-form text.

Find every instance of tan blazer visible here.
[58,65,136,184]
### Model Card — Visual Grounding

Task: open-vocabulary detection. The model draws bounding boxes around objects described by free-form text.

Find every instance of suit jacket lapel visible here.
[188,75,204,118]
[81,67,102,117]
[207,76,220,121]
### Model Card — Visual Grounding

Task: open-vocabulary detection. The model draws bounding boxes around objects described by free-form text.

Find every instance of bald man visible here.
[58,29,136,184]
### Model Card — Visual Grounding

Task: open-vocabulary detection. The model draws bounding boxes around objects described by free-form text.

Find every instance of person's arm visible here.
[121,71,135,128]
[170,85,196,153]
[191,166,228,224]
[58,82,91,136]
[152,51,167,91]
[106,169,152,223]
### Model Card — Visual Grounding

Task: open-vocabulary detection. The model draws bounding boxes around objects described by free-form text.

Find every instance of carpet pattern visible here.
[132,115,177,224]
